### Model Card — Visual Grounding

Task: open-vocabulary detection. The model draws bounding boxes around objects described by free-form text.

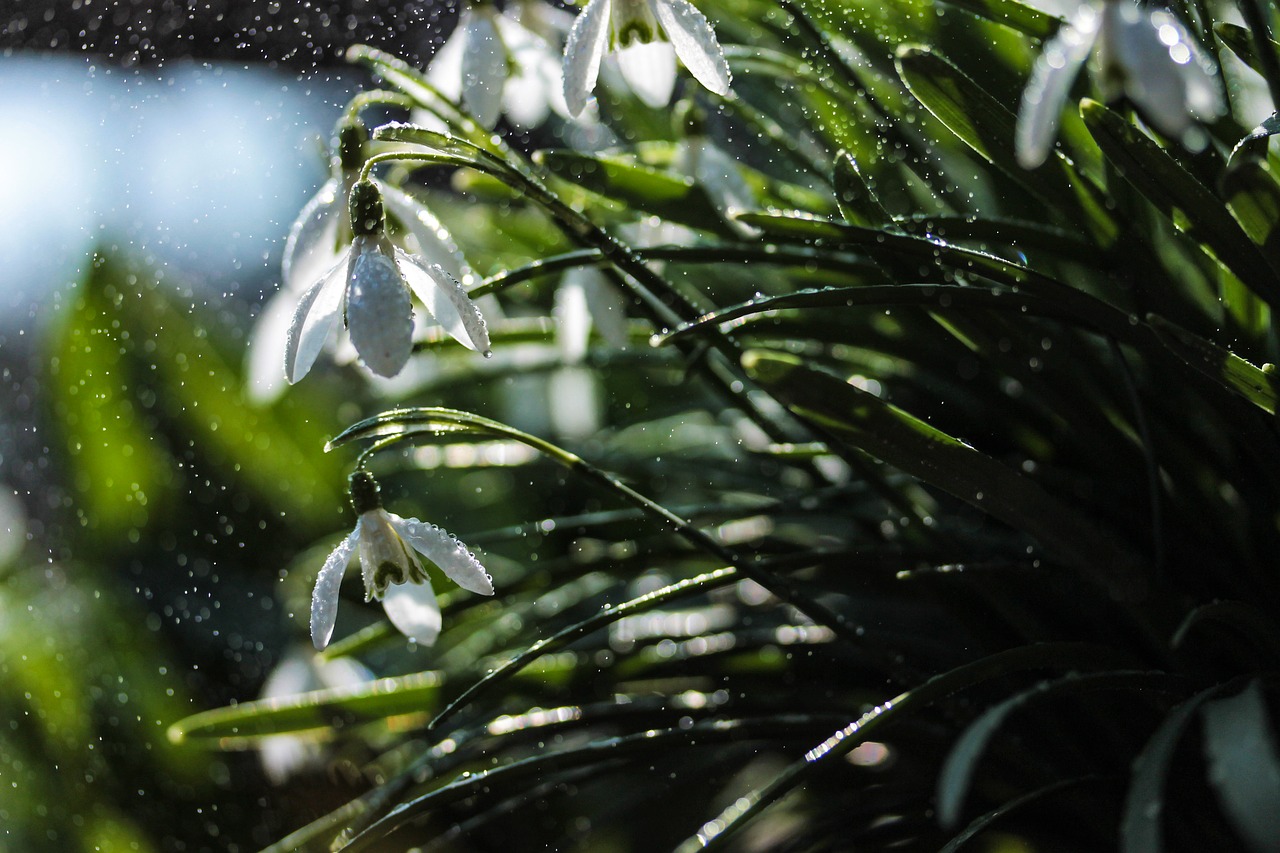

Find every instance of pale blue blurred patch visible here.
[0,54,355,329]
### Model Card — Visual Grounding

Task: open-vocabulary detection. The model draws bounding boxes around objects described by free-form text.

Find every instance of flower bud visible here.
[349,179,385,237]
[349,470,383,514]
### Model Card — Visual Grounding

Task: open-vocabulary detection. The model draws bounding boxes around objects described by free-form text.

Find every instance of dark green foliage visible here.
[17,0,1280,850]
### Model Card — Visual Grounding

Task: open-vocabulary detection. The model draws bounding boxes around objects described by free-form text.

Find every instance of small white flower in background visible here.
[284,179,491,383]
[247,122,476,400]
[1016,0,1224,168]
[258,647,373,783]
[563,0,732,115]
[554,265,631,363]
[311,471,495,650]
[425,0,572,129]
[674,101,759,236]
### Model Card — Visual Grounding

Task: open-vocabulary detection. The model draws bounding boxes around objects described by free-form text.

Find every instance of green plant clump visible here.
[58,0,1280,849]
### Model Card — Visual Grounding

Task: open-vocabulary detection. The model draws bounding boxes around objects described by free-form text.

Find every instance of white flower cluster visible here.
[428,0,731,128]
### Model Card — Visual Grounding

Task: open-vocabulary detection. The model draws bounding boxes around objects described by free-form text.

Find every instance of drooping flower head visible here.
[1016,0,1224,168]
[563,0,732,115]
[248,120,478,400]
[310,471,495,650]
[284,179,491,384]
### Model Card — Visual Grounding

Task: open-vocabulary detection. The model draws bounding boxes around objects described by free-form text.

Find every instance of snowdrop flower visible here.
[427,0,571,129]
[258,647,374,783]
[285,179,491,383]
[311,471,495,650]
[248,122,475,401]
[563,0,732,115]
[1016,0,1224,168]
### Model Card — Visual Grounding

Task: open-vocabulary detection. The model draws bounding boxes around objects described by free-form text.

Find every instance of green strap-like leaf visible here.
[658,284,1079,346]
[895,45,1117,245]
[832,150,891,226]
[1222,149,1280,295]
[940,775,1105,853]
[937,671,1182,827]
[1201,680,1280,853]
[1215,23,1280,80]
[682,642,1136,852]
[534,149,728,233]
[939,0,1062,38]
[1081,99,1280,306]
[1121,680,1248,853]
[1146,314,1279,415]
[743,350,1146,595]
[167,671,444,742]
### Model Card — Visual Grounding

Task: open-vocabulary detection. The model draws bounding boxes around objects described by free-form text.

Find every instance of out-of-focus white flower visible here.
[311,471,495,650]
[248,122,475,400]
[562,0,731,115]
[554,265,630,363]
[284,179,490,384]
[427,0,571,129]
[1016,0,1224,168]
[675,102,758,236]
[258,647,374,783]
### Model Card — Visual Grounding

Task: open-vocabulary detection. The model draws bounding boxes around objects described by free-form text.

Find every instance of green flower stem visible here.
[357,150,490,183]
[342,89,416,122]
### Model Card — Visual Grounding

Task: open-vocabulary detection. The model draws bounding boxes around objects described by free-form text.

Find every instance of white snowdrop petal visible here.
[381,580,443,646]
[346,239,415,378]
[427,19,468,102]
[1109,4,1178,109]
[616,40,677,107]
[311,530,358,650]
[397,249,491,354]
[1015,19,1094,169]
[377,181,473,284]
[246,284,301,404]
[1143,10,1224,123]
[283,178,345,295]
[554,270,594,363]
[650,0,731,96]
[462,10,508,129]
[285,249,351,384]
[498,13,567,125]
[260,734,318,785]
[393,516,495,595]
[563,0,613,116]
[579,265,631,349]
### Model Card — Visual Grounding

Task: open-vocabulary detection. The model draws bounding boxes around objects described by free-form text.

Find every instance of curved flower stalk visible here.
[425,0,572,130]
[285,179,491,383]
[1016,0,1224,168]
[311,471,495,650]
[562,0,732,115]
[248,122,476,400]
